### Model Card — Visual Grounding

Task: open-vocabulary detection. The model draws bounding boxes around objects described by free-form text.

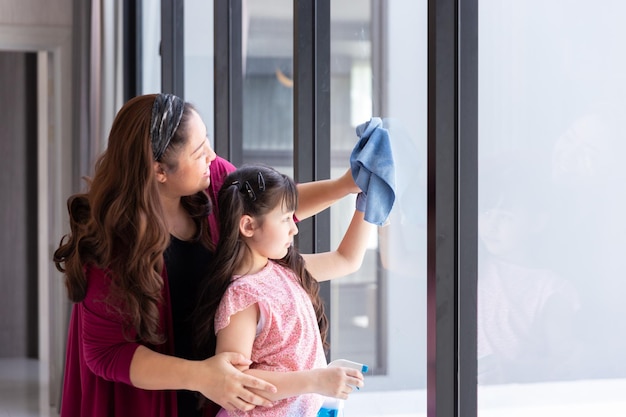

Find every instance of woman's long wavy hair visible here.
[194,164,329,358]
[53,94,213,345]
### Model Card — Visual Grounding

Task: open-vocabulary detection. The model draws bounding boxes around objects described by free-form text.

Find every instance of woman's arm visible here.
[302,210,375,281]
[295,168,360,220]
[81,267,276,412]
[130,346,277,412]
[216,304,364,402]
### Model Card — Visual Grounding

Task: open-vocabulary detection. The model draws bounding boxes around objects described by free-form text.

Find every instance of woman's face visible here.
[161,110,216,198]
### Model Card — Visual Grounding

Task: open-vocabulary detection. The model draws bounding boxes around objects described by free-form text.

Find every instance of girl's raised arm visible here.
[302,209,375,282]
[295,168,360,220]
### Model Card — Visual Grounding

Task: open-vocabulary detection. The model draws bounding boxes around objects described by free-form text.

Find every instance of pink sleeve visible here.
[214,280,261,334]
[79,267,140,385]
[207,155,237,245]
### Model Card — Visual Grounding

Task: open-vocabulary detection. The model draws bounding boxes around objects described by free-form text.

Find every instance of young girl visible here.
[194,164,375,416]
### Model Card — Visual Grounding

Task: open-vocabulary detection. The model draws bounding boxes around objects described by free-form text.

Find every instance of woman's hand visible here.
[311,366,365,399]
[196,352,277,412]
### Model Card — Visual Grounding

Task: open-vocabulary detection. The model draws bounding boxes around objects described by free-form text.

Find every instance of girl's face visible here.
[478,200,543,263]
[248,202,299,261]
[479,207,529,257]
[161,110,216,197]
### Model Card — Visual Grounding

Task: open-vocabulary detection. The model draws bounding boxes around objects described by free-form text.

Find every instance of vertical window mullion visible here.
[214,0,243,164]
[293,0,331,345]
[427,0,478,415]
[458,0,478,414]
[293,0,331,253]
[161,0,184,97]
[123,0,142,101]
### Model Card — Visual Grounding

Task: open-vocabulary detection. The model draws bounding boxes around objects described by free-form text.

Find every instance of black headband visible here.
[150,93,185,161]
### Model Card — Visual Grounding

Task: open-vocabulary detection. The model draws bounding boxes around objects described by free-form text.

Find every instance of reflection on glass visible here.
[477,153,580,384]
[241,0,293,174]
[479,1,626,415]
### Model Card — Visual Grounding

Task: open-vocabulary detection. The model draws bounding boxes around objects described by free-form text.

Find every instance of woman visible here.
[53,93,360,417]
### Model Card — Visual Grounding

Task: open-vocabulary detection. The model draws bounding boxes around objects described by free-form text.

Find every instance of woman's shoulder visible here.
[207,155,236,204]
[210,155,236,180]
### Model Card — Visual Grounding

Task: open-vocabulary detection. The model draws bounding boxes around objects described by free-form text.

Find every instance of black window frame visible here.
[427,0,478,415]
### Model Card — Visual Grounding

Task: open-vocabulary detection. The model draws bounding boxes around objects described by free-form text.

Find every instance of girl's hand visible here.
[197,352,277,412]
[312,366,365,399]
[337,168,361,195]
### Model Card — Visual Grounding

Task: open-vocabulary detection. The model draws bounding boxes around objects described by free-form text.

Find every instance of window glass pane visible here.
[329,0,377,371]
[242,0,293,175]
[331,1,427,415]
[141,0,161,94]
[185,0,215,145]
[478,1,626,415]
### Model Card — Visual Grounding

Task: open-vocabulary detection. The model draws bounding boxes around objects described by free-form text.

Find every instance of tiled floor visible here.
[0,358,56,417]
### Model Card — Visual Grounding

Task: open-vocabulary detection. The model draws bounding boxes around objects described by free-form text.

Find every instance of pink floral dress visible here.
[215,260,327,416]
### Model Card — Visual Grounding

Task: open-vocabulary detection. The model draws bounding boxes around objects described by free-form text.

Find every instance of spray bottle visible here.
[316,359,369,417]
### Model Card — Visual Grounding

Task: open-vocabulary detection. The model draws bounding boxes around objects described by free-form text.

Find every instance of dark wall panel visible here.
[0,51,38,358]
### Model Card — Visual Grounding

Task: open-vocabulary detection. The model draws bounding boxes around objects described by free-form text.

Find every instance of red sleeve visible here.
[207,155,237,245]
[79,266,141,385]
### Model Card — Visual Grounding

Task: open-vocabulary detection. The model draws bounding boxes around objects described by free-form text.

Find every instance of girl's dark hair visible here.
[53,94,212,345]
[194,164,329,359]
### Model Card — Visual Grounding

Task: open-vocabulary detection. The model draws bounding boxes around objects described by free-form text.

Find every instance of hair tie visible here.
[229,173,265,201]
[150,93,185,161]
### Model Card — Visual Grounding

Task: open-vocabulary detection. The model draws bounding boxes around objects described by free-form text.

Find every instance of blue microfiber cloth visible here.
[350,117,396,226]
